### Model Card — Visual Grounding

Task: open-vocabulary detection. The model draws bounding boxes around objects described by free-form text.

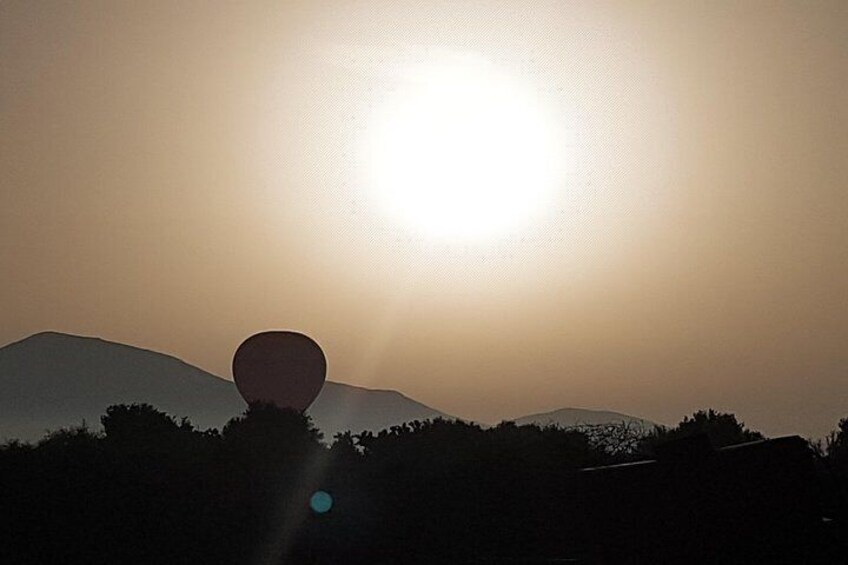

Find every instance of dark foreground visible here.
[2,404,847,564]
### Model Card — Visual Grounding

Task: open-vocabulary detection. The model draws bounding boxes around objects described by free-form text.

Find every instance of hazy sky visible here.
[2,1,846,437]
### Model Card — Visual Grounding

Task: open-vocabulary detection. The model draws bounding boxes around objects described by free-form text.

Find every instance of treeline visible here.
[1,405,846,564]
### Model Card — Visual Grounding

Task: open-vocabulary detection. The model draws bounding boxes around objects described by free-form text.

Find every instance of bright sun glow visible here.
[368,55,561,240]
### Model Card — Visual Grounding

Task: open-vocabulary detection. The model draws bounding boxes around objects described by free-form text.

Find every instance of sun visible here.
[366,55,561,241]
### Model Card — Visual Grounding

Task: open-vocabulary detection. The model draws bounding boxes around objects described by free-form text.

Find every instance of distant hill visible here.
[0,332,448,442]
[513,407,658,430]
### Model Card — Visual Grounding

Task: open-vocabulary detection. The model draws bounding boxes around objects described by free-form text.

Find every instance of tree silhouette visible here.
[563,420,650,461]
[823,417,848,559]
[645,408,765,451]
[101,403,194,448]
[37,423,99,456]
[1,404,844,564]
[222,402,323,464]
[826,418,848,472]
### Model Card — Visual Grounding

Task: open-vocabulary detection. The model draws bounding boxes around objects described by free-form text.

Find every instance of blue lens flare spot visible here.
[310,490,333,514]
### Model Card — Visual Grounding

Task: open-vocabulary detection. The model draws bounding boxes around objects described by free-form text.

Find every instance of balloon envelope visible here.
[232,331,326,412]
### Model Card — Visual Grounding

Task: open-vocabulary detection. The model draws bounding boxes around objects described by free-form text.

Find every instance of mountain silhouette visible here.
[514,406,658,430]
[0,332,449,441]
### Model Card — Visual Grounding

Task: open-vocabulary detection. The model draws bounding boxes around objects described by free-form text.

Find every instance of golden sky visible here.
[2,1,846,437]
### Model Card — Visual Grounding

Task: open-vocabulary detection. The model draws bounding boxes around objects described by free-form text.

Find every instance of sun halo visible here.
[366,56,562,242]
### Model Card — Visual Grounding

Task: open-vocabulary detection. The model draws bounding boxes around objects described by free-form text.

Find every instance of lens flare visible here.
[309,490,333,514]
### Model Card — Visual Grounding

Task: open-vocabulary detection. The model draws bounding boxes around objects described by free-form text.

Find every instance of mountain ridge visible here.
[0,331,657,441]
[0,331,449,441]
[514,406,659,430]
